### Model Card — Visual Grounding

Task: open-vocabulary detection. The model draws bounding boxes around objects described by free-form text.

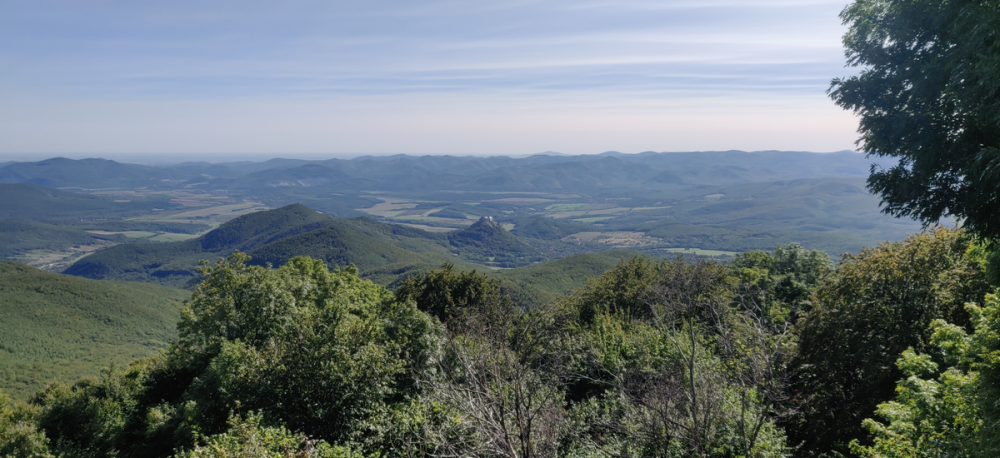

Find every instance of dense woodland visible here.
[3,228,998,457]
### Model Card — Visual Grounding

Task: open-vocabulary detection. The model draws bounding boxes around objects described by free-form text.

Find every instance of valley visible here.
[0,150,928,400]
[0,151,925,276]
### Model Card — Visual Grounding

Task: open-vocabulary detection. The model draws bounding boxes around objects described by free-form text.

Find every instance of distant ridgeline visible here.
[0,151,889,194]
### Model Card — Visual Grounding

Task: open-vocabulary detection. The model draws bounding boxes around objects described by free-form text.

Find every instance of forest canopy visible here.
[2,227,995,457]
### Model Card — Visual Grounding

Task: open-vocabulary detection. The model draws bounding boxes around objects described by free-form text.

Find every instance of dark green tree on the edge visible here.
[830,0,1000,238]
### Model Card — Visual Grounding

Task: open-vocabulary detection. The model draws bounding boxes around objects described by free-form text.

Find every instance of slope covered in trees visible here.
[0,262,188,400]
[447,217,544,267]
[63,204,470,287]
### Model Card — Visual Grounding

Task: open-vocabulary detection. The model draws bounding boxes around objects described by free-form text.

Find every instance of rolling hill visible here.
[448,217,544,267]
[495,250,647,302]
[0,261,188,400]
[64,204,480,287]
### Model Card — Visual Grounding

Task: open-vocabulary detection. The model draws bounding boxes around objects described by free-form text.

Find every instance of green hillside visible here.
[496,250,646,302]
[63,204,336,285]
[448,217,544,267]
[510,216,592,240]
[247,225,459,274]
[0,261,188,400]
[65,204,470,287]
[0,220,122,259]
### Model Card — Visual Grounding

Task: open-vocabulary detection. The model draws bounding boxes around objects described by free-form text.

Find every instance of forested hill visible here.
[63,204,478,287]
[448,217,543,267]
[0,261,188,400]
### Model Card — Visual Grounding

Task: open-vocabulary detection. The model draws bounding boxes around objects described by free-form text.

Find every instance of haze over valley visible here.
[0,150,919,278]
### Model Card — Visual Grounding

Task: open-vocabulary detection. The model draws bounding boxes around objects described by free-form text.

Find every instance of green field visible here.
[574,216,617,223]
[545,203,585,211]
[149,232,200,242]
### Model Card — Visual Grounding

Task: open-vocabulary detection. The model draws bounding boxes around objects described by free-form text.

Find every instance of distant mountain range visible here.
[0,151,884,193]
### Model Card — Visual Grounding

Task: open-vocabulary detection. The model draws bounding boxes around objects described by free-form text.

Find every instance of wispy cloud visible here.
[0,0,857,156]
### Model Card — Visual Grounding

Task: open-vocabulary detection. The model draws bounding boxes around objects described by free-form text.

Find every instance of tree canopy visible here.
[830,0,1000,238]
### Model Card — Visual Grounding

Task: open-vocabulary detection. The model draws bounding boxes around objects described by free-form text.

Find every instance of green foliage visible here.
[563,256,664,325]
[496,250,644,303]
[848,291,1000,457]
[173,412,358,458]
[510,216,591,240]
[0,262,187,400]
[830,0,1000,239]
[732,243,832,318]
[395,263,504,325]
[447,219,544,267]
[790,228,990,456]
[245,225,443,274]
[0,390,51,458]
[33,254,438,457]
[562,259,791,457]
[197,204,331,252]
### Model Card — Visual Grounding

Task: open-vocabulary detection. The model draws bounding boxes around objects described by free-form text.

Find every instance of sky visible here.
[0,0,860,161]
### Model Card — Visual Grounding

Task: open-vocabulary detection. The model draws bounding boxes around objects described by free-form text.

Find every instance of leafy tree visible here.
[732,243,832,318]
[563,259,792,457]
[563,256,663,325]
[0,390,50,458]
[424,298,568,458]
[395,263,507,325]
[830,0,1000,239]
[173,412,358,458]
[790,228,989,456]
[34,253,438,457]
[850,290,1000,457]
[850,334,980,457]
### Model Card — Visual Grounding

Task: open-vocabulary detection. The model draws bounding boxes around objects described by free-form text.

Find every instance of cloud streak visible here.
[0,0,857,156]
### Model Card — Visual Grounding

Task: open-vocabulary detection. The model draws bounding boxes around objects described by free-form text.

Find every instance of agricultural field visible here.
[562,231,663,247]
[128,200,268,229]
[13,240,118,272]
[662,247,741,257]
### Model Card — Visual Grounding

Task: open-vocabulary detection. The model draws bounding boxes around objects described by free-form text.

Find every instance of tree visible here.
[830,0,1000,238]
[0,390,50,458]
[174,412,357,458]
[395,263,505,326]
[567,259,792,457]
[563,256,662,325]
[422,291,567,458]
[850,290,1000,458]
[33,253,438,457]
[789,228,989,456]
[731,243,832,319]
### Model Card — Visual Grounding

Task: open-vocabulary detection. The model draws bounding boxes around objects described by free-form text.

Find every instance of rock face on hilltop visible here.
[447,216,543,267]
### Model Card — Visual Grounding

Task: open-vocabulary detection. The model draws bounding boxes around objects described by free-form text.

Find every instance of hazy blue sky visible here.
[0,0,858,159]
